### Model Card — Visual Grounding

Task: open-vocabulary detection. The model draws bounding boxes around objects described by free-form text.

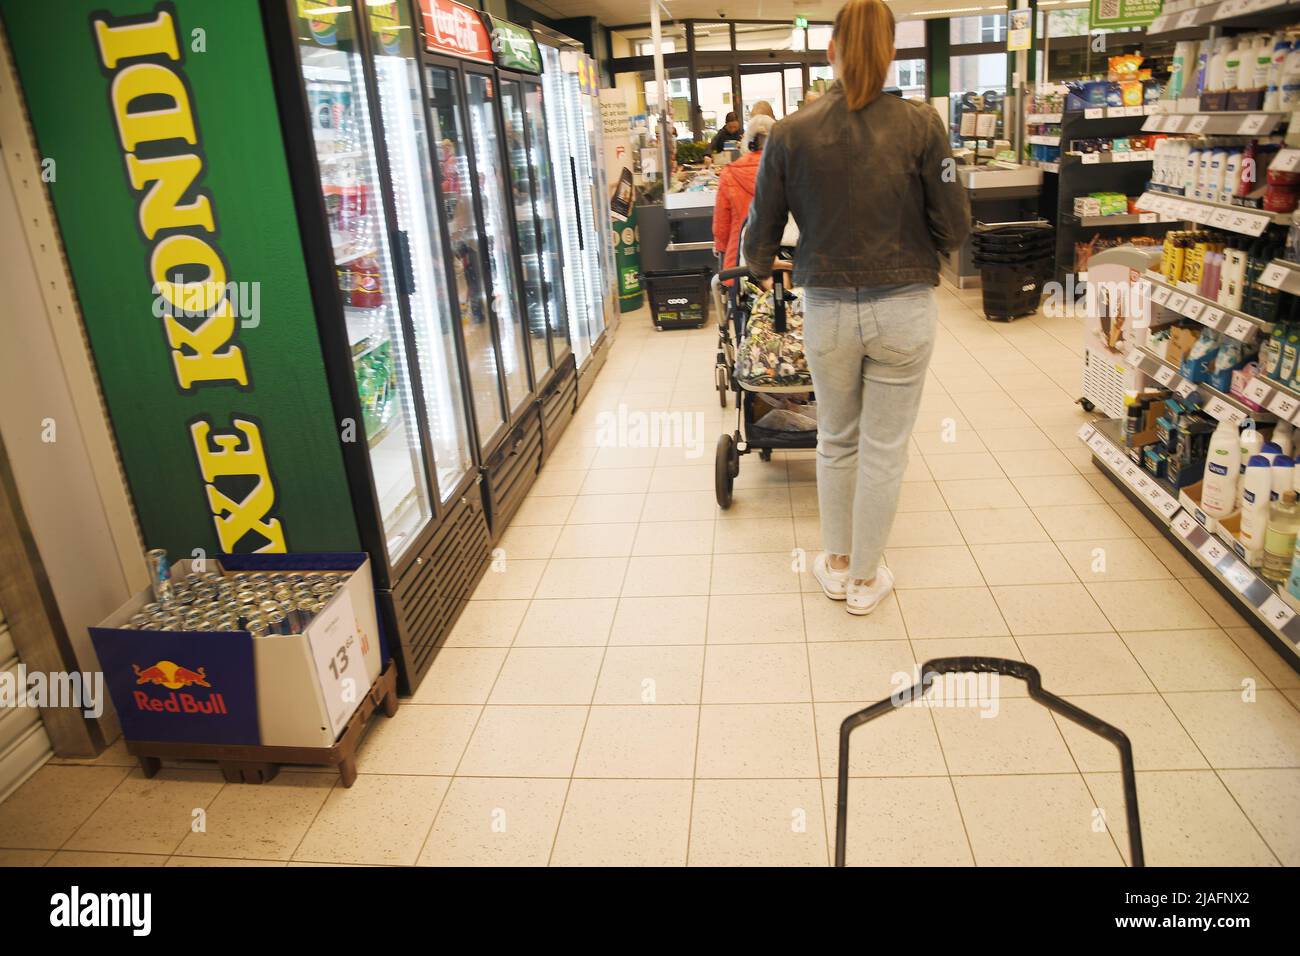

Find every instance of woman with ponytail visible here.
[742,0,970,616]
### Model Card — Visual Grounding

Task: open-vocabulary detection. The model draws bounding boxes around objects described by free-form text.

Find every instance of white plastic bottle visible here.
[1260,440,1284,466]
[1202,419,1243,517]
[1274,419,1294,457]
[1279,44,1300,109]
[1241,422,1265,473]
[1240,454,1273,548]
[1265,37,1292,110]
[1272,455,1296,501]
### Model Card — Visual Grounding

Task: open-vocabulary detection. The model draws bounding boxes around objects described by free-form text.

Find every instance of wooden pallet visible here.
[126,662,399,787]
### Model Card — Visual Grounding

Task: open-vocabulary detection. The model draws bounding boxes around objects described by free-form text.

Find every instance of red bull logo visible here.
[131,660,227,715]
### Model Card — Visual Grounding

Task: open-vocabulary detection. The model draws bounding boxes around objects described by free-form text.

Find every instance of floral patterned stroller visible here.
[714,254,816,509]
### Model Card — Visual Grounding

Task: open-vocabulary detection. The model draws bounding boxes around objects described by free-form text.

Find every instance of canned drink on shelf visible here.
[302,572,322,584]
[310,582,333,597]
[247,621,269,638]
[259,600,281,616]
[264,610,288,635]
[141,602,162,615]
[145,548,173,602]
[284,573,304,586]
[127,612,151,628]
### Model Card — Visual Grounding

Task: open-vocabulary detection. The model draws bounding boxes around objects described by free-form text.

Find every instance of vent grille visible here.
[486,408,541,536]
[541,361,577,455]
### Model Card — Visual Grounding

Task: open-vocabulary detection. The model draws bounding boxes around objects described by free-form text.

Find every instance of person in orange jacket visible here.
[713,114,775,285]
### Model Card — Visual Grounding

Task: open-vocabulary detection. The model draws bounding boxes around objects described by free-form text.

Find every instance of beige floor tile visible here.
[1051,694,1208,772]
[573,705,699,777]
[884,546,984,589]
[1054,537,1171,584]
[0,765,129,849]
[293,774,448,866]
[168,856,286,868]
[567,493,646,525]
[1033,504,1138,541]
[534,557,628,600]
[417,777,568,867]
[496,524,561,560]
[412,647,508,703]
[813,700,948,777]
[46,737,136,769]
[885,511,965,548]
[513,598,617,647]
[825,776,973,866]
[512,495,575,526]
[64,769,225,855]
[695,704,821,778]
[1120,628,1272,692]
[933,697,1076,774]
[1224,626,1300,690]
[924,453,1004,482]
[707,592,805,644]
[1106,495,1166,539]
[1142,535,1203,579]
[47,850,170,866]
[936,477,1025,511]
[896,587,1009,639]
[1163,690,1300,768]
[551,523,637,559]
[609,596,709,645]
[790,482,821,515]
[444,600,528,647]
[991,583,1110,635]
[1087,580,1216,631]
[593,645,704,704]
[1016,632,1154,695]
[489,647,604,705]
[641,489,719,522]
[649,465,716,493]
[579,468,652,496]
[976,426,1056,451]
[909,636,1030,697]
[589,446,661,469]
[802,590,909,642]
[895,481,949,512]
[993,449,1077,477]
[622,554,712,597]
[551,779,692,866]
[912,427,987,456]
[544,445,597,471]
[968,542,1075,586]
[793,514,822,550]
[631,519,715,555]
[457,706,589,777]
[716,486,792,519]
[174,772,334,860]
[1217,769,1300,865]
[356,704,481,775]
[529,469,587,497]
[470,559,546,601]
[689,779,828,867]
[1011,474,1104,507]
[1085,770,1279,866]
[710,551,801,595]
[701,643,811,704]
[806,641,918,703]
[713,516,796,554]
[953,507,1049,544]
[1178,577,1251,629]
[952,774,1124,866]
[0,849,52,865]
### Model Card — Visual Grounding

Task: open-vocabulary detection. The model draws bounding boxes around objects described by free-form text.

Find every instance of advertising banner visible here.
[486,16,542,74]
[0,0,359,558]
[419,0,493,63]
[1008,8,1033,51]
[601,88,641,312]
[1090,0,1163,29]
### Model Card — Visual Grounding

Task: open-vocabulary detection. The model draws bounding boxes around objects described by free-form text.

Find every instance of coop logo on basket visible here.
[666,297,689,305]
[50,886,151,936]
[132,660,228,714]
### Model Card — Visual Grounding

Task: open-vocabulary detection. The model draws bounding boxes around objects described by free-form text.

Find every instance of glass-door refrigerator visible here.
[417,0,541,535]
[535,30,618,397]
[483,15,577,460]
[270,0,491,691]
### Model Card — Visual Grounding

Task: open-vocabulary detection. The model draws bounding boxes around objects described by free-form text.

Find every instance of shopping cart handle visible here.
[717,266,750,282]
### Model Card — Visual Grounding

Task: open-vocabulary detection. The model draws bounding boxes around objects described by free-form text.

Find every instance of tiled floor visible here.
[4,283,1300,867]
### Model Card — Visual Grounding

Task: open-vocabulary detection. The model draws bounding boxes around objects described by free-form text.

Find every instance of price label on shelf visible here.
[1208,208,1234,230]
[1186,114,1210,134]
[1244,377,1274,405]
[1155,493,1180,519]
[1126,347,1145,368]
[1077,423,1096,443]
[1142,115,1160,132]
[1176,379,1198,399]
[1189,203,1215,224]
[1204,396,1242,424]
[1151,285,1172,305]
[1217,0,1245,16]
[1154,365,1178,387]
[1167,292,1189,313]
[1198,536,1231,567]
[1176,8,1200,27]
[1183,299,1205,321]
[1261,262,1291,289]
[1113,151,1133,162]
[1148,14,1169,31]
[1081,152,1101,165]
[1238,114,1270,135]
[1172,510,1200,540]
[1138,212,1157,224]
[1164,115,1185,133]
[1272,149,1300,174]
[1260,593,1296,631]
[1224,316,1255,341]
[1234,211,1271,236]
[1201,306,1226,329]
[1084,107,1104,120]
[1224,560,1254,594]
[1267,390,1300,419]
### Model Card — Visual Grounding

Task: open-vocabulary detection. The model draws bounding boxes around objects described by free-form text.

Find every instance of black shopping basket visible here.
[835,657,1144,867]
[972,220,1054,322]
[644,269,711,330]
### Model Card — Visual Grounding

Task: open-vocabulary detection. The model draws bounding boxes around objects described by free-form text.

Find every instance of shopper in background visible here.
[709,112,741,154]
[742,0,970,615]
[713,115,775,285]
[751,100,776,119]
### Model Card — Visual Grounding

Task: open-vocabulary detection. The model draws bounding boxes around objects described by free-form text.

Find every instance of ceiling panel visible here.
[533,0,1088,27]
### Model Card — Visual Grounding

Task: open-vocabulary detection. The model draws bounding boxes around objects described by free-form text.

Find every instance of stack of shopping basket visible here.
[971,220,1055,322]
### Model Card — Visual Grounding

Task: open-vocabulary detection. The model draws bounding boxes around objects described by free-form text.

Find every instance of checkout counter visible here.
[941,161,1045,289]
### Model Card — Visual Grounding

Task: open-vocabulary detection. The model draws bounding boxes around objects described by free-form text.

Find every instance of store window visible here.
[644,70,693,140]
[692,22,731,51]
[949,51,1007,146]
[807,25,832,50]
[895,20,925,49]
[951,13,1007,45]
[890,58,927,98]
[695,73,734,135]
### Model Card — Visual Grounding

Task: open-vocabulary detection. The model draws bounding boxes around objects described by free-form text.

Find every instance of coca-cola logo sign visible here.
[419,0,491,62]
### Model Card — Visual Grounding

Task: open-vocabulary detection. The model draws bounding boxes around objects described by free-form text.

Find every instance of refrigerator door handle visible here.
[394,229,415,297]
[569,156,583,252]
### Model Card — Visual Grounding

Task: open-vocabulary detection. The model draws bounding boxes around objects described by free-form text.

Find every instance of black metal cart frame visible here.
[835,656,1145,867]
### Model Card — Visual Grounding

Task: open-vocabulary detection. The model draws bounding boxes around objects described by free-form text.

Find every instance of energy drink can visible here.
[247,620,269,638]
[264,610,288,635]
[311,582,333,597]
[128,612,151,628]
[141,602,162,616]
[145,548,173,602]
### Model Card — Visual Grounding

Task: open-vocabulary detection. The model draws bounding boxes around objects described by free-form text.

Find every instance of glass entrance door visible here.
[292,1,432,563]
[740,65,804,119]
[523,80,570,363]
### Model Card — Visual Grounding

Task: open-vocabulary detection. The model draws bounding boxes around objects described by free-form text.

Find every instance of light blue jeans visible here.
[802,284,937,579]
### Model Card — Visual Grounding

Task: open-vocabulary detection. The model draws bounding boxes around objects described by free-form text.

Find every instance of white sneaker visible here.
[846,567,894,616]
[812,552,849,601]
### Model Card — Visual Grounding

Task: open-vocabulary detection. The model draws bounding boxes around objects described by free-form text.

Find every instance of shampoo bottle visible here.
[1263,489,1300,581]
[1202,418,1243,517]
[1240,454,1273,548]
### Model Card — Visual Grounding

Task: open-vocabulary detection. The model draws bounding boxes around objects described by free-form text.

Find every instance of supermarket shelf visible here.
[1027,135,1059,146]
[1260,258,1300,297]
[1066,150,1155,165]
[1131,345,1275,423]
[1025,113,1062,123]
[1148,0,1300,37]
[1066,212,1170,227]
[1026,159,1060,174]
[1140,271,1273,341]
[1137,190,1288,236]
[367,413,400,451]
[1142,111,1288,136]
[1080,418,1300,661]
[1074,105,1156,120]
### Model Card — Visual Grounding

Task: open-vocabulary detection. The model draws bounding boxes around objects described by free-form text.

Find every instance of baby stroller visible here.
[714,254,817,508]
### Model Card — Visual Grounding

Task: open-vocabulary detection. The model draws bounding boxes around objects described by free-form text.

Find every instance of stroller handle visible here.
[716,265,788,334]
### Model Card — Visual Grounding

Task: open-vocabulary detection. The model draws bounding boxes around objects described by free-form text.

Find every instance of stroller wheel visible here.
[715,434,736,509]
[759,448,772,462]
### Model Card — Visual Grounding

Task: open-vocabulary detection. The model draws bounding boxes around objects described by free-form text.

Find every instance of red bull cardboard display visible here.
[90,553,383,748]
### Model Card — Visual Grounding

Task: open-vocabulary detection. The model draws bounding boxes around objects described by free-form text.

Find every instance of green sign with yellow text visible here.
[0,0,360,557]
[1090,0,1163,29]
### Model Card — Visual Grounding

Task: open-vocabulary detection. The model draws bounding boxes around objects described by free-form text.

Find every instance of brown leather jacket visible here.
[742,82,971,288]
